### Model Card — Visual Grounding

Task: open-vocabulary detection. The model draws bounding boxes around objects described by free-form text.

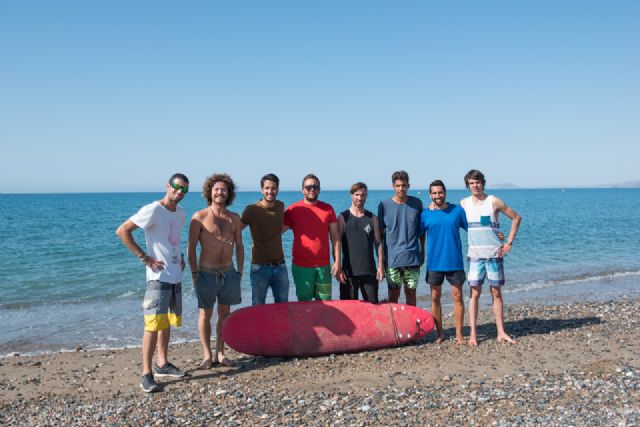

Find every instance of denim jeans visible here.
[250,263,290,305]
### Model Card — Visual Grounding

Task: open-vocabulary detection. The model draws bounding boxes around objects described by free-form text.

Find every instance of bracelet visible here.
[191,271,199,275]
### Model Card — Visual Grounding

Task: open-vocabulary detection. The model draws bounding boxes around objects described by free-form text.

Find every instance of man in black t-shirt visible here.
[335,182,385,303]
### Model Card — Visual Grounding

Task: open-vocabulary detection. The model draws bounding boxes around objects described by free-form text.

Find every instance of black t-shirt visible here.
[340,210,376,276]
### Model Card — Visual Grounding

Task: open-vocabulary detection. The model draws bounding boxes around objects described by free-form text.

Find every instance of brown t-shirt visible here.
[241,200,285,264]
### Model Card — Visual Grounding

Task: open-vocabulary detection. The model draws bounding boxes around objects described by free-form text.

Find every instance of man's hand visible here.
[143,256,165,271]
[497,242,512,257]
[332,262,346,284]
[376,267,385,282]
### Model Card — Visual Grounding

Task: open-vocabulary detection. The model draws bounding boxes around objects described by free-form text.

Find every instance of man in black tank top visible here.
[335,182,385,303]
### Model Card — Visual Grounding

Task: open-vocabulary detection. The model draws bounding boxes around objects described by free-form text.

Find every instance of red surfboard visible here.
[222,300,435,357]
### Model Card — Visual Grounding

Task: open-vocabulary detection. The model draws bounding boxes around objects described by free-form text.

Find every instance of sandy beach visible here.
[1,298,638,426]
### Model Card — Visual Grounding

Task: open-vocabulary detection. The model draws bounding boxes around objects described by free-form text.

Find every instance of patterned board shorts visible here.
[386,266,420,290]
[467,258,505,287]
[143,281,182,332]
[291,264,332,301]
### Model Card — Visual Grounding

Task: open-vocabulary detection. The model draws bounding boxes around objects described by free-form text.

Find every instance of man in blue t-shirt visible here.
[378,171,424,306]
[420,180,468,344]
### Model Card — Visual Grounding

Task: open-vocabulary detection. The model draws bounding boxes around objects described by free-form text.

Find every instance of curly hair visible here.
[202,173,236,207]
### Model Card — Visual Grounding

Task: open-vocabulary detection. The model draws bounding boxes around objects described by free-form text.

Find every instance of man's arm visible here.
[240,207,250,231]
[187,214,202,281]
[493,197,522,257]
[332,216,346,283]
[329,221,345,282]
[233,214,245,275]
[372,215,385,282]
[418,211,427,266]
[116,219,165,270]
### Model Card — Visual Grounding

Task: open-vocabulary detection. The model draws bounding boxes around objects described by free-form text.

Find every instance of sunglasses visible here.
[170,182,189,193]
[304,185,320,191]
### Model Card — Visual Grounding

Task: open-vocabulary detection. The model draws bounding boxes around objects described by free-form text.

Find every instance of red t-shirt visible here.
[284,200,337,267]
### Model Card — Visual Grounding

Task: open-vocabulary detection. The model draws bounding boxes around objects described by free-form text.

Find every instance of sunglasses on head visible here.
[304,185,320,191]
[170,182,189,193]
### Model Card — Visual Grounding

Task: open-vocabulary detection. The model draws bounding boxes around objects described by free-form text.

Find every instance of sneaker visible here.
[154,362,185,378]
[140,373,159,393]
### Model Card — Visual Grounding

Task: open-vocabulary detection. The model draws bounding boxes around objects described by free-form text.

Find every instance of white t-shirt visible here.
[130,201,185,283]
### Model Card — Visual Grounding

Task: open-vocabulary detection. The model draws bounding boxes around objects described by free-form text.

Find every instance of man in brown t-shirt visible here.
[241,173,290,305]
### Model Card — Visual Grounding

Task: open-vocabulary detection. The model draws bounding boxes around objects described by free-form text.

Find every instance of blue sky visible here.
[1,1,638,192]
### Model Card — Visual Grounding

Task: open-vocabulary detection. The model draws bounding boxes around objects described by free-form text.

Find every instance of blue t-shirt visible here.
[378,196,423,268]
[419,203,468,271]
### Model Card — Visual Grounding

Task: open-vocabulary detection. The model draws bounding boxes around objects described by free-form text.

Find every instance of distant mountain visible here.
[597,180,640,188]
[488,182,519,189]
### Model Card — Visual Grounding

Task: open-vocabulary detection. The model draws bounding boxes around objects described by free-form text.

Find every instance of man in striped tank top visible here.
[461,170,522,346]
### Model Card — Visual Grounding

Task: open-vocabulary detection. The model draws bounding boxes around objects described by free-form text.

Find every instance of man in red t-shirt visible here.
[284,174,341,301]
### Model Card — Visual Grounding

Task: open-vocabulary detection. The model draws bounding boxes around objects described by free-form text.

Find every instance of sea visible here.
[1,188,639,356]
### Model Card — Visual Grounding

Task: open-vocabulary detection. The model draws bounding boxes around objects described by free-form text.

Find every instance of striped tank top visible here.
[460,195,502,259]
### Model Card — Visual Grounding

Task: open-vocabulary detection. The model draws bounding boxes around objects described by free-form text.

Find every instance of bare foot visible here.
[497,334,518,344]
[435,335,446,344]
[197,359,213,370]
[215,356,235,367]
[456,336,466,345]
[468,336,478,347]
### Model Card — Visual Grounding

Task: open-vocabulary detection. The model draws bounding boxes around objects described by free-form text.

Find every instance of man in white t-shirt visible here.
[116,173,189,393]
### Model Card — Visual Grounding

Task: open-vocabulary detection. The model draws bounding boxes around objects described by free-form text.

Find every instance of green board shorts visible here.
[291,264,332,301]
[386,266,420,290]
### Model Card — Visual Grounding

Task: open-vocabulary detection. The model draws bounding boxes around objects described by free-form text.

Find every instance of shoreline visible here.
[2,273,638,358]
[1,297,639,425]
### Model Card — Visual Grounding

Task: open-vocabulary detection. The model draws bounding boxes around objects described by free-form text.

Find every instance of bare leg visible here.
[451,284,465,344]
[198,308,214,363]
[215,304,234,366]
[156,328,171,367]
[388,288,401,303]
[469,286,481,346]
[490,286,517,344]
[405,286,417,306]
[141,331,158,375]
[430,285,444,342]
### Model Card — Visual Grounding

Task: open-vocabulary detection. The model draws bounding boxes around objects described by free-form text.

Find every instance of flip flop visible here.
[214,356,235,367]
[197,359,214,370]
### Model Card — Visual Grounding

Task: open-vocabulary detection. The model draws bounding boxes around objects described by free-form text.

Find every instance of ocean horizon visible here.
[1,188,639,356]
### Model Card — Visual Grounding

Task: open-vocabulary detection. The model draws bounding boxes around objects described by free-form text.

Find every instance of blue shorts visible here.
[194,266,242,308]
[467,258,505,287]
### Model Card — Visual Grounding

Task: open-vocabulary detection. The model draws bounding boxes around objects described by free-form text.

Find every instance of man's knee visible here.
[217,303,231,316]
[451,285,463,302]
[430,286,442,302]
[199,308,213,320]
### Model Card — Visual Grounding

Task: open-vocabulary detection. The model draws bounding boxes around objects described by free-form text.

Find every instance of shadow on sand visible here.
[418,315,603,344]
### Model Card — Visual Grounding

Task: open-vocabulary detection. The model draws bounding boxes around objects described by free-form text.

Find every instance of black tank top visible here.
[341,210,376,276]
